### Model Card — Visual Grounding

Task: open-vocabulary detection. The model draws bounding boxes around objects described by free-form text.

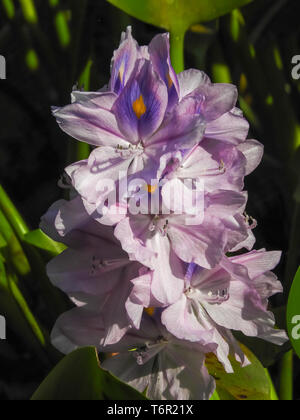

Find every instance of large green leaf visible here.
[107,0,253,32]
[206,343,272,400]
[287,267,300,359]
[31,347,147,400]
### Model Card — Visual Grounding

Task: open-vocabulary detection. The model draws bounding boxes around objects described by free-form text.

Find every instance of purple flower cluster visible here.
[42,28,288,400]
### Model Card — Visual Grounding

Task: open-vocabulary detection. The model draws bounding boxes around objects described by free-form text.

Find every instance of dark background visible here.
[0,0,300,400]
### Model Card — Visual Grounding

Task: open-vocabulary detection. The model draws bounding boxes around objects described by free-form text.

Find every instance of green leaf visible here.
[0,208,31,276]
[0,233,7,250]
[206,343,271,400]
[32,347,147,400]
[24,229,67,257]
[0,259,50,364]
[107,0,253,32]
[287,267,300,359]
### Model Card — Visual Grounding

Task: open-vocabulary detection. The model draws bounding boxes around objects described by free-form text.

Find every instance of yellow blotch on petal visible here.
[167,71,173,89]
[145,307,155,316]
[119,62,125,83]
[133,95,147,119]
[145,184,158,194]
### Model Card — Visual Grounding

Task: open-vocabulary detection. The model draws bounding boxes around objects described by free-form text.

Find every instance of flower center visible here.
[134,336,168,366]
[90,256,128,276]
[148,216,169,237]
[116,142,144,159]
[185,285,230,306]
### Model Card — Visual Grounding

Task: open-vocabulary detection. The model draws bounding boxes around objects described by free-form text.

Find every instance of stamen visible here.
[90,257,128,276]
[207,288,230,304]
[133,336,168,366]
[244,212,258,230]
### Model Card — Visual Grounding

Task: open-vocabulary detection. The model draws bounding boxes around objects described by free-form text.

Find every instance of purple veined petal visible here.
[149,33,179,110]
[221,213,255,253]
[200,275,287,345]
[40,199,70,243]
[150,235,186,305]
[40,196,120,247]
[46,246,133,297]
[229,249,282,279]
[53,100,128,148]
[51,306,107,354]
[101,265,139,346]
[230,228,256,252]
[66,146,133,204]
[138,45,150,60]
[161,295,214,344]
[173,146,220,180]
[202,281,260,336]
[125,271,155,329]
[205,190,248,217]
[101,314,216,401]
[167,216,227,269]
[113,60,168,144]
[177,69,211,99]
[254,272,283,302]
[162,294,235,374]
[220,328,250,368]
[199,138,247,191]
[114,216,157,268]
[145,95,206,152]
[219,256,251,283]
[205,107,250,145]
[41,195,92,240]
[102,352,151,395]
[161,178,204,217]
[71,91,117,109]
[196,83,238,122]
[190,263,231,291]
[237,139,264,175]
[156,150,183,181]
[255,321,289,345]
[100,313,166,353]
[109,26,139,95]
[150,346,215,400]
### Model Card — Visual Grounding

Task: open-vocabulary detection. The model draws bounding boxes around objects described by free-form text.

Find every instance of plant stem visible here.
[170,28,185,73]
[279,350,293,400]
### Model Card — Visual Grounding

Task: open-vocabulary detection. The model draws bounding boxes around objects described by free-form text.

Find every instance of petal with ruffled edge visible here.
[51,306,107,354]
[101,315,216,401]
[66,146,134,204]
[53,94,128,148]
[177,69,210,99]
[40,196,118,246]
[149,33,179,110]
[161,295,214,343]
[237,139,264,175]
[229,249,282,279]
[150,234,186,305]
[201,265,288,345]
[109,27,139,95]
[126,270,158,329]
[205,107,250,145]
[146,95,206,154]
[166,215,227,269]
